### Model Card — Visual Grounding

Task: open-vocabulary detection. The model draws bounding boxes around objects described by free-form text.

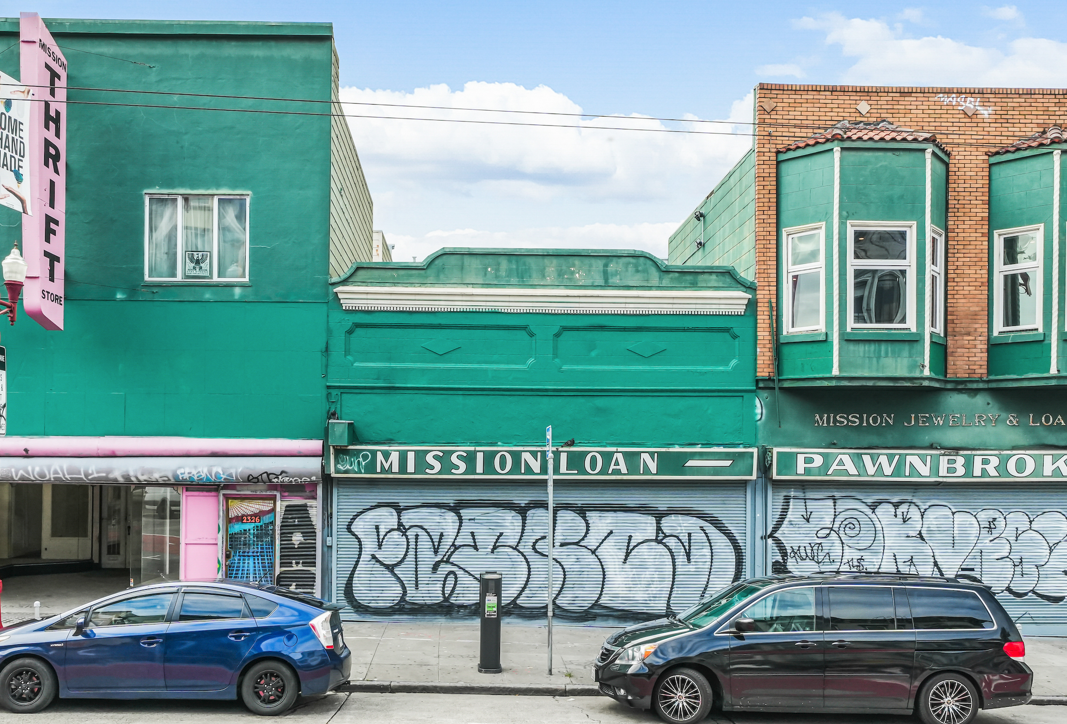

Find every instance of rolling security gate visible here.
[768,479,1067,633]
[334,480,748,623]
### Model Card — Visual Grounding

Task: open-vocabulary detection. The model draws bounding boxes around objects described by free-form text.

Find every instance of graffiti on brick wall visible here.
[342,503,743,619]
[770,493,1067,601]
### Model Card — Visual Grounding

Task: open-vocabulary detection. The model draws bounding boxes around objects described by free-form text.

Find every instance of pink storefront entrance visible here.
[0,437,323,603]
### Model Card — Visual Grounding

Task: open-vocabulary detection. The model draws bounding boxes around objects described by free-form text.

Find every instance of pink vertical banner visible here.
[19,13,66,331]
[180,488,222,581]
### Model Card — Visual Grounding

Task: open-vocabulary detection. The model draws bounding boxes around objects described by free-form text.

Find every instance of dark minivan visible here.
[593,574,1031,724]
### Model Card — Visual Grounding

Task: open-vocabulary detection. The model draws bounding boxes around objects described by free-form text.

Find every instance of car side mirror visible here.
[734,617,756,633]
[74,615,87,635]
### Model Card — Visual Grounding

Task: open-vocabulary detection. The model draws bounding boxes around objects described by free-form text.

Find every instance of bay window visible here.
[783,224,824,333]
[145,194,249,282]
[930,228,944,335]
[994,226,1041,334]
[848,223,914,329]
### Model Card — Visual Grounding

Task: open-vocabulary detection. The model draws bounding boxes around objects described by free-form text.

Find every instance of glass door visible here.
[101,486,128,568]
[225,497,277,584]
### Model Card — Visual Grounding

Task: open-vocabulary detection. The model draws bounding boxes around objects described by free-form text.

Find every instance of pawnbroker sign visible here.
[774,448,1067,481]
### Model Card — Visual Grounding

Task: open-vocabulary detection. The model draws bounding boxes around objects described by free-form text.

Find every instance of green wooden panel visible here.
[988,153,1055,378]
[346,323,536,368]
[328,250,757,446]
[341,390,750,446]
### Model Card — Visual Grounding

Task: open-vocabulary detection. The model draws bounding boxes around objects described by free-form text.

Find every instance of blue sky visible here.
[18,2,1067,259]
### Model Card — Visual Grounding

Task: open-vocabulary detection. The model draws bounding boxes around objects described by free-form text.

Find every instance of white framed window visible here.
[930,227,945,335]
[994,225,1042,334]
[783,224,824,333]
[848,222,916,330]
[145,194,249,282]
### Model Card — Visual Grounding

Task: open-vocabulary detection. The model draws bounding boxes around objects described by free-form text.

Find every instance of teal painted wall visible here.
[776,147,835,377]
[668,150,756,276]
[775,145,947,379]
[328,250,757,447]
[0,20,335,438]
[988,151,1058,378]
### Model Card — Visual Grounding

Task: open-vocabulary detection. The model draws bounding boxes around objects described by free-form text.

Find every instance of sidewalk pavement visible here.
[339,621,610,696]
[340,621,1067,703]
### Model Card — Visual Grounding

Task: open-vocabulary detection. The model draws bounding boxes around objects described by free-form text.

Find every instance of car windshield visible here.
[676,581,770,627]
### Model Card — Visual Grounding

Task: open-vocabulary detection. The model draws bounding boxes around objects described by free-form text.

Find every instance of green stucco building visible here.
[0,16,381,598]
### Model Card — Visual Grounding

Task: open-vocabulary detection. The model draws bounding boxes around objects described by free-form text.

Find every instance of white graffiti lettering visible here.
[342,504,743,619]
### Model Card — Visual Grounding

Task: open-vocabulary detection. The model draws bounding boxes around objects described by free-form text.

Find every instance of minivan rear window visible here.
[907,588,994,630]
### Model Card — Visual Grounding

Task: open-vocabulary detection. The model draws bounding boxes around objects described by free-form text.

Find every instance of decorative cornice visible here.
[334,286,751,315]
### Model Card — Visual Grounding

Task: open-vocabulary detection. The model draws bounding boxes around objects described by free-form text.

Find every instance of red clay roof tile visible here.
[988,126,1065,156]
[778,119,948,154]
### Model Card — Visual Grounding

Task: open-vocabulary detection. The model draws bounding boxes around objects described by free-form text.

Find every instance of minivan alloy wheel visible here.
[658,674,702,721]
[928,679,973,724]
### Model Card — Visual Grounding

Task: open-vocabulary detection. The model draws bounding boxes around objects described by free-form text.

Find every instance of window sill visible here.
[991,331,1045,344]
[932,332,947,344]
[843,331,922,341]
[143,281,252,287]
[779,331,828,344]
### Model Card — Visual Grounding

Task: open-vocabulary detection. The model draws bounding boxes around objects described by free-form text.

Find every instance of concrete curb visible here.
[338,682,1067,704]
[1030,696,1067,706]
[339,681,601,697]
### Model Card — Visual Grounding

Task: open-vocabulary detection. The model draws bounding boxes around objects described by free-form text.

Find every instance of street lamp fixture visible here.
[0,243,27,326]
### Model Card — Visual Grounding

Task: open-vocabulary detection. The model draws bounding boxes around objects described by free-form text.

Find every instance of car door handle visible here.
[228,631,251,641]
[140,637,163,647]
[794,640,817,649]
[831,640,851,648]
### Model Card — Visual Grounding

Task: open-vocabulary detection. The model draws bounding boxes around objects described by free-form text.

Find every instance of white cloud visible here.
[755,63,807,78]
[340,82,751,202]
[388,222,678,263]
[339,82,753,258]
[983,5,1023,22]
[898,8,926,24]
[797,12,1067,86]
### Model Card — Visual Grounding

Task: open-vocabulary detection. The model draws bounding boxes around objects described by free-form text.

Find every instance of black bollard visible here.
[478,571,502,673]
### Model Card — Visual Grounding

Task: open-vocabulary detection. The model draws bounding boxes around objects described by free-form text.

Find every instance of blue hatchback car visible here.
[0,580,351,715]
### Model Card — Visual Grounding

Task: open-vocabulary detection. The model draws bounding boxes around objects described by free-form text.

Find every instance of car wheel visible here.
[0,657,58,714]
[918,673,979,724]
[240,660,299,716]
[653,667,713,724]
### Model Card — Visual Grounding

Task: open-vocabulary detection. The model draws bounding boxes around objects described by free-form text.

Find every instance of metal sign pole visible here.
[545,425,553,676]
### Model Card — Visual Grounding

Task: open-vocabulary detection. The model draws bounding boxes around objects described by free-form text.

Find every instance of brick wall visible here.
[754,84,1067,379]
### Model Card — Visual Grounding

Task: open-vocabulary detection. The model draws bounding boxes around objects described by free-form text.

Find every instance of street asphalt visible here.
[0,692,1061,723]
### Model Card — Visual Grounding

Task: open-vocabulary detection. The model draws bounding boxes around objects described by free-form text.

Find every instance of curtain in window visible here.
[147,197,178,278]
[182,197,213,279]
[218,198,247,279]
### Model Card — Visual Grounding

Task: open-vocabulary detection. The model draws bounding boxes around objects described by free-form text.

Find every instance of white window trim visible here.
[930,226,945,336]
[846,221,917,331]
[782,223,825,334]
[994,224,1043,335]
[144,194,250,283]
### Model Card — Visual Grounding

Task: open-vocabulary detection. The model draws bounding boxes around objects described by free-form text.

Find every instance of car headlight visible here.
[615,643,658,664]
[0,635,9,644]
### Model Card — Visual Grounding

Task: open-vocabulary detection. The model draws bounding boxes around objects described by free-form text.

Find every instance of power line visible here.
[2,83,1058,147]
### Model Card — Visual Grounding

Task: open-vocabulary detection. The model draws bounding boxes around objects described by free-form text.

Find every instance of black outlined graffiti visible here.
[277,501,318,594]
[342,502,744,620]
[770,493,1067,602]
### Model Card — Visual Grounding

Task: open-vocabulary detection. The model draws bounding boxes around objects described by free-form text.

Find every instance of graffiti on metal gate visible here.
[770,493,1067,602]
[342,503,743,619]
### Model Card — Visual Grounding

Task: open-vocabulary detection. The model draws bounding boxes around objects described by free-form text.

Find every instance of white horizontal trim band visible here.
[334,286,751,315]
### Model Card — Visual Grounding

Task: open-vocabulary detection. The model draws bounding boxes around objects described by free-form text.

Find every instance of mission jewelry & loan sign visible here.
[774,448,1067,482]
[330,446,757,481]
